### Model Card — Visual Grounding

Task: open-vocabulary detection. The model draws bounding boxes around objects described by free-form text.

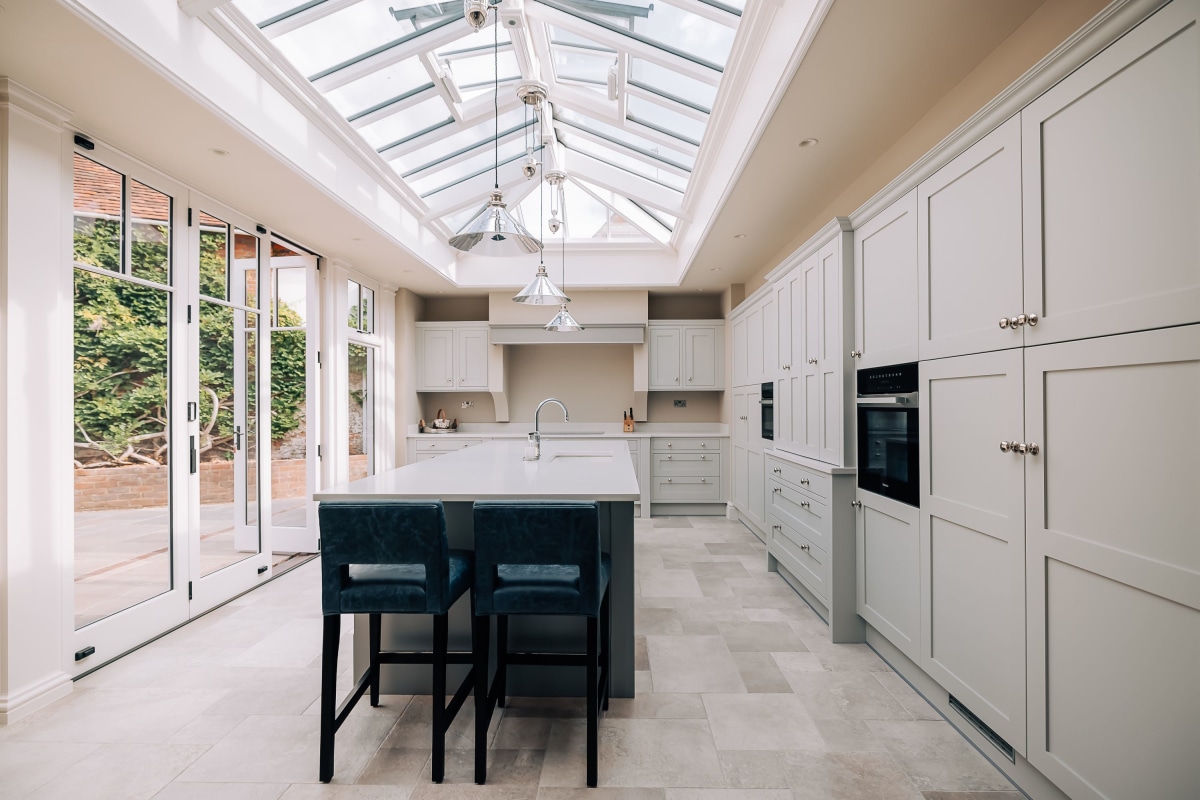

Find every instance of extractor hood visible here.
[486,290,649,345]
[488,325,645,345]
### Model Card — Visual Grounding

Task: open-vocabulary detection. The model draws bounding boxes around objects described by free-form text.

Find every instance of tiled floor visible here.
[0,516,1021,799]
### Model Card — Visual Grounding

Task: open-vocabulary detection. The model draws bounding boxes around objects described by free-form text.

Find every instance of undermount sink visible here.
[547,452,613,462]
[541,431,606,437]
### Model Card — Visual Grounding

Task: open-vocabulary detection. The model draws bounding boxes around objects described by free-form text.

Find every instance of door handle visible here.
[234,426,243,450]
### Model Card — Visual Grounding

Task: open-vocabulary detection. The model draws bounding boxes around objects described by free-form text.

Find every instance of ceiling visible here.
[0,0,1056,296]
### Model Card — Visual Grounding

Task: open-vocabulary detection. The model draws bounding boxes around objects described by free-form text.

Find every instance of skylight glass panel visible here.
[548,25,618,52]
[233,0,306,26]
[548,0,736,69]
[629,59,717,111]
[269,0,420,78]
[324,57,433,118]
[434,25,513,62]
[627,96,705,144]
[459,76,522,102]
[411,139,528,196]
[556,108,695,170]
[359,94,452,150]
[395,107,528,175]
[444,48,520,87]
[552,47,617,85]
[561,133,687,192]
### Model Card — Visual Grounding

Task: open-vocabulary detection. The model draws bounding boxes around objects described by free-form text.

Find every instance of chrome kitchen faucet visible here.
[525,398,569,460]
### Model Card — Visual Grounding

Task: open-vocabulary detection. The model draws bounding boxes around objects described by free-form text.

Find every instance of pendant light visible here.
[546,183,583,332]
[513,90,571,305]
[447,0,541,257]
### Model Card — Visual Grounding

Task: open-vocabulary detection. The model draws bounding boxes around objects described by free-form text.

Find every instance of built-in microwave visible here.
[760,382,774,441]
[856,363,918,506]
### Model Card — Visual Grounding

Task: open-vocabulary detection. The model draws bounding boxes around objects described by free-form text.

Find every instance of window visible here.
[347,279,374,334]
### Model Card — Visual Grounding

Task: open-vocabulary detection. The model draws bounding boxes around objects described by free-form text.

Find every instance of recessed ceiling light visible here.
[208,148,230,157]
[710,267,722,272]
[402,269,412,273]
[798,138,819,148]
[733,234,746,239]
[351,236,362,241]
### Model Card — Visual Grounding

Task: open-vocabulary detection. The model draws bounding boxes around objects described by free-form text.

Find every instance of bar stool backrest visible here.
[472,501,602,617]
[318,501,450,615]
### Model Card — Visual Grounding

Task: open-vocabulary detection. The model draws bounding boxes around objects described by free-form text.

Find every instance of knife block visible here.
[623,417,634,432]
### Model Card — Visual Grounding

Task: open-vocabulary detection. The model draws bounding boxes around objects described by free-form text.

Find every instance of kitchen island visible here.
[314,439,640,698]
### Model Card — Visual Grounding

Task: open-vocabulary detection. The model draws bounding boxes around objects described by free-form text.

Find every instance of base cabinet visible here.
[854,490,920,663]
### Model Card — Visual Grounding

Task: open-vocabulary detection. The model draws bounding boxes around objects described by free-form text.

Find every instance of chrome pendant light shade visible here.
[449,190,541,256]
[513,263,570,304]
[545,304,584,332]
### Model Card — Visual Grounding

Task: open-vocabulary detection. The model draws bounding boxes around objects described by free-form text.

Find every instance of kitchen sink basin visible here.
[547,452,613,462]
[541,431,606,437]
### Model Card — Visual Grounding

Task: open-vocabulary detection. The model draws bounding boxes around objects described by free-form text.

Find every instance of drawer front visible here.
[651,475,721,503]
[768,513,828,601]
[415,452,441,461]
[652,437,721,453]
[415,438,483,452]
[625,438,640,452]
[652,452,719,477]
[768,480,829,551]
[766,457,831,498]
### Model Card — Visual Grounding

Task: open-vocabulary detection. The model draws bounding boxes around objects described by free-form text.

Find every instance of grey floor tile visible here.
[731,652,794,694]
[25,743,206,800]
[646,636,746,694]
[0,741,101,799]
[866,721,1016,793]
[702,693,824,751]
[780,750,925,800]
[152,784,288,800]
[540,719,724,788]
[718,621,806,653]
[716,750,789,789]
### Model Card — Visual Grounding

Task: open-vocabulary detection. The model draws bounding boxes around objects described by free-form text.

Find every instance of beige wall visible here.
[647,392,722,423]
[417,392,495,424]
[393,289,424,464]
[648,293,724,320]
[742,0,1108,295]
[421,296,488,321]
[505,344,635,423]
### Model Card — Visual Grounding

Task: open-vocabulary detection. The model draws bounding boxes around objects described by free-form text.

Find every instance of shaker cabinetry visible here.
[854,490,920,663]
[917,117,1023,361]
[647,322,723,390]
[649,438,724,504]
[1021,0,1200,348]
[854,189,918,369]
[730,386,765,536]
[416,323,488,391]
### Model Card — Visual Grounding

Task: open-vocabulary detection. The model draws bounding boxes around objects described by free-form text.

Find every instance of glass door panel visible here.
[348,343,375,480]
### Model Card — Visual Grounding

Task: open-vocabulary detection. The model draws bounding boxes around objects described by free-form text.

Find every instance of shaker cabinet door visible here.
[418,328,455,390]
[855,490,920,663]
[648,326,682,389]
[456,327,489,389]
[918,116,1023,361]
[1022,0,1200,346]
[855,190,918,369]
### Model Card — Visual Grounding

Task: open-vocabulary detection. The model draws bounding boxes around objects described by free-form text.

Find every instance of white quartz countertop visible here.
[406,423,727,440]
[316,440,641,502]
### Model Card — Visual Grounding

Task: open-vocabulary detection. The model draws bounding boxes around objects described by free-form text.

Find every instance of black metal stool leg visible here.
[473,612,491,785]
[369,613,382,707]
[496,614,508,709]
[432,613,448,783]
[587,614,599,788]
[600,588,611,711]
[319,614,340,783]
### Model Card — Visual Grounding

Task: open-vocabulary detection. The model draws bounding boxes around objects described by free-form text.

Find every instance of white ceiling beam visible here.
[525,1,722,86]
[349,84,440,130]
[311,14,473,93]
[403,124,532,181]
[500,0,542,76]
[553,119,691,179]
[179,0,229,17]
[545,82,621,124]
[255,0,360,38]
[571,177,671,246]
[565,151,685,217]
[380,95,521,160]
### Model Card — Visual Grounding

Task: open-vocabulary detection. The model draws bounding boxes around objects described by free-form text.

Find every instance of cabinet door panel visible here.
[747,448,765,528]
[856,190,918,368]
[684,326,718,389]
[855,491,920,662]
[1025,325,1200,800]
[920,350,1026,753]
[818,239,845,465]
[1023,0,1200,346]
[456,327,488,389]
[649,327,682,389]
[732,317,748,387]
[795,255,821,459]
[747,306,764,385]
[776,280,792,373]
[419,328,455,390]
[918,117,1023,360]
[733,444,748,510]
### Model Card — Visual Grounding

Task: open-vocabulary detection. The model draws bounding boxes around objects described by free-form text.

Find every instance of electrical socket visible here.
[673,399,687,408]
[461,400,474,409]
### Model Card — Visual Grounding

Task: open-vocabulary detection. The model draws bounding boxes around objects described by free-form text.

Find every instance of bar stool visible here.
[318,500,475,784]
[471,500,611,787]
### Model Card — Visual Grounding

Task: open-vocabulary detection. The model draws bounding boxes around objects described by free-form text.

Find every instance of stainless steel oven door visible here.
[856,394,918,506]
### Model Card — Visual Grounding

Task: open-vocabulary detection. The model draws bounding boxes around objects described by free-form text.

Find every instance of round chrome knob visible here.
[799,501,810,509]
[1000,441,1012,453]
[667,455,672,459]
[851,500,862,509]
[807,358,818,365]
[850,350,862,358]
[999,318,1010,329]
[1009,316,1023,328]
[1027,313,1039,326]
[800,544,810,552]
[1027,442,1040,455]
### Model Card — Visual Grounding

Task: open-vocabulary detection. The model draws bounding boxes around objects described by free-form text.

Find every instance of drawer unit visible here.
[768,514,828,602]
[651,475,720,503]
[767,457,831,498]
[415,438,484,454]
[652,451,719,477]
[652,437,720,453]
[768,481,830,552]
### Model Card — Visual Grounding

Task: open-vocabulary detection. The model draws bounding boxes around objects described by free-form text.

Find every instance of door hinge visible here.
[316,350,322,368]
[187,304,192,324]
[189,435,197,474]
[317,445,322,459]
[187,581,193,600]
[187,208,193,227]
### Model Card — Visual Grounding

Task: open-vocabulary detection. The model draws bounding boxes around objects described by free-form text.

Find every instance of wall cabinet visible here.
[767,453,861,642]
[1021,0,1200,348]
[416,323,488,391]
[854,490,920,663]
[920,350,1027,753]
[854,189,918,369]
[647,322,723,390]
[917,117,1023,361]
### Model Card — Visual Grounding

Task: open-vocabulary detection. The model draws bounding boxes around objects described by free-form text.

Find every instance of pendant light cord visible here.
[493,2,499,191]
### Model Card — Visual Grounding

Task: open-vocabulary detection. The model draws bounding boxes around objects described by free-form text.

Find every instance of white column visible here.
[0,79,75,724]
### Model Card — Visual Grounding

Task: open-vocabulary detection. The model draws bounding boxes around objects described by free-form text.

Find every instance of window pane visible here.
[411,137,528,196]
[244,325,259,527]
[556,108,695,169]
[361,287,375,334]
[235,229,259,308]
[443,47,519,88]
[130,180,171,285]
[629,58,717,110]
[231,0,303,25]
[553,46,617,85]
[327,57,433,118]
[270,326,308,528]
[274,267,308,327]
[73,269,171,629]
[347,280,361,329]
[348,343,375,479]
[561,133,688,192]
[73,153,123,275]
[627,95,706,143]
[395,107,526,175]
[359,94,452,150]
[199,212,230,300]
[554,0,735,66]
[269,0,421,78]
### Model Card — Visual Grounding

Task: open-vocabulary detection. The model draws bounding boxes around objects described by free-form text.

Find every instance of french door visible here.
[69,144,272,672]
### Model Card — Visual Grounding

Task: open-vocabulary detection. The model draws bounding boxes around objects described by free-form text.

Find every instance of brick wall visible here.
[74,457,314,512]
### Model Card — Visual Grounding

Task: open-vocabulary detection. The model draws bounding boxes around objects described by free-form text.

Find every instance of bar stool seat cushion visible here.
[341,549,473,614]
[492,557,610,615]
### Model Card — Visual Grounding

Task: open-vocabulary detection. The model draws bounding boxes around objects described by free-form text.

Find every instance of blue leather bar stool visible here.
[318,501,474,784]
[471,500,611,787]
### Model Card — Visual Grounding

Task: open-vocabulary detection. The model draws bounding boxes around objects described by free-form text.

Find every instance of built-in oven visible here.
[760,382,774,441]
[856,363,918,506]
